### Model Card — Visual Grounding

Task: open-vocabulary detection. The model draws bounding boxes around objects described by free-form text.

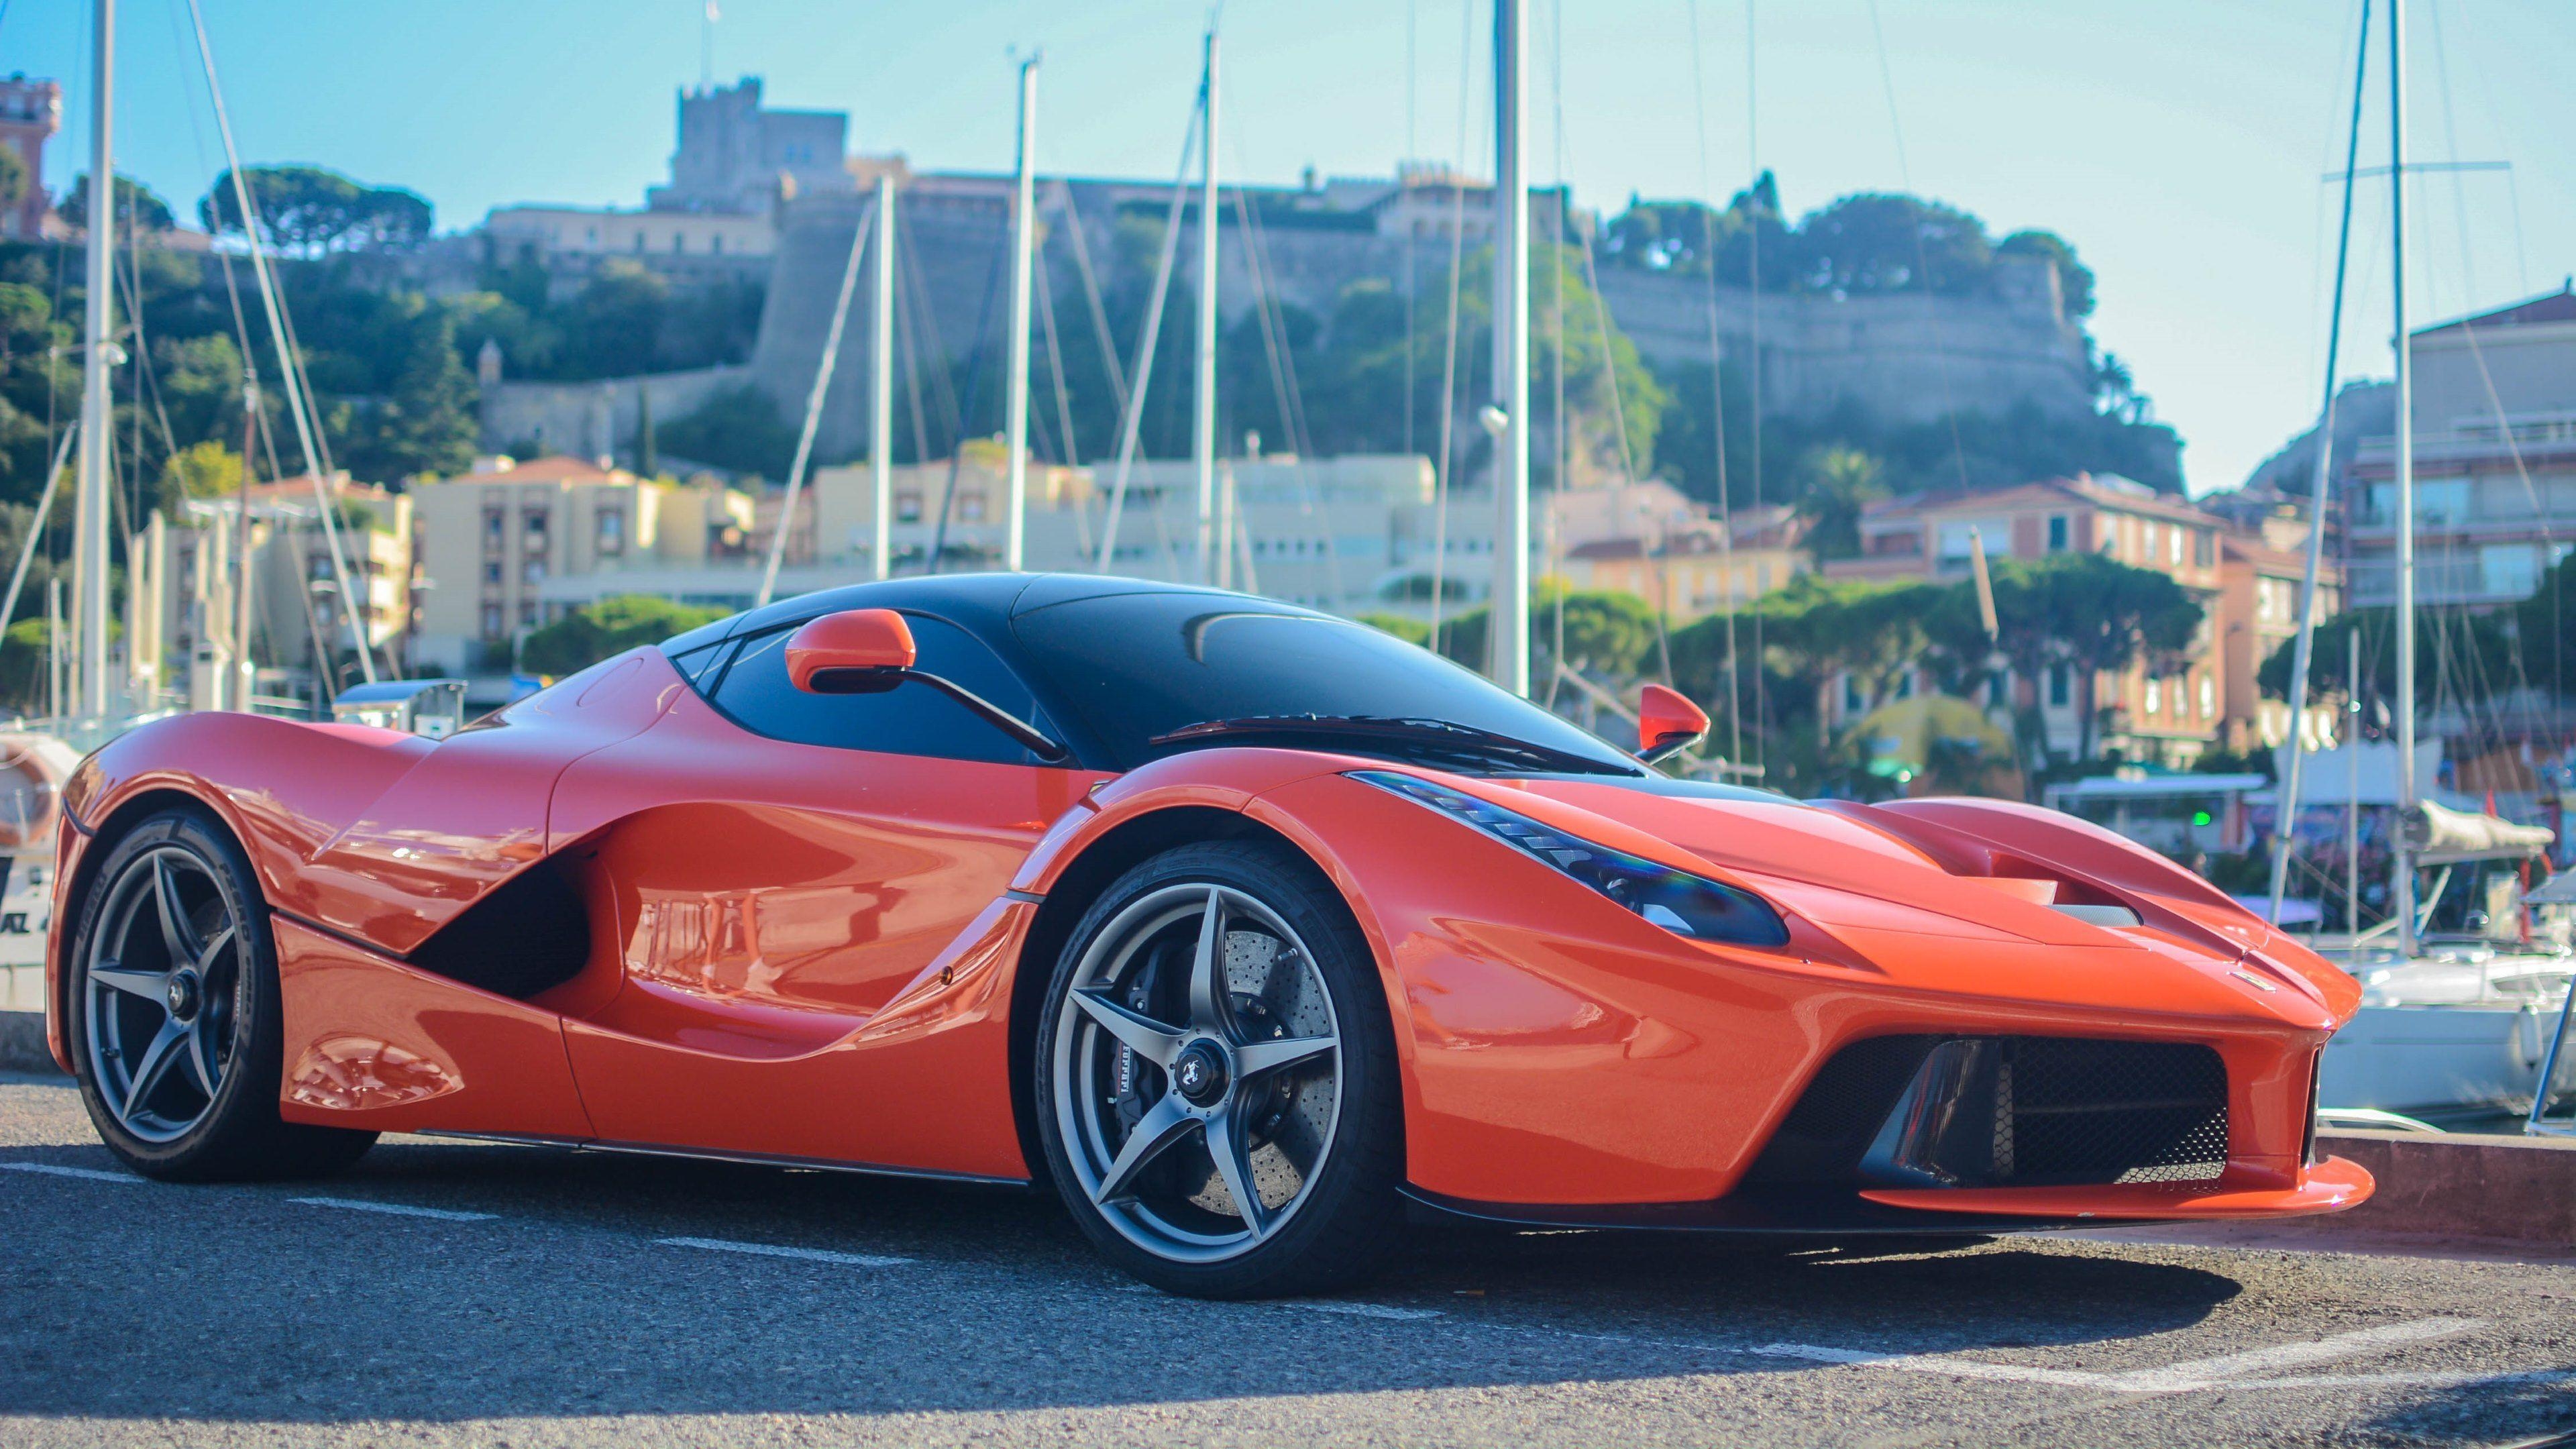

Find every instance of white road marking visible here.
[1299,1301,1444,1321]
[1752,1341,2112,1389]
[3,1155,2539,1401]
[290,1196,498,1222]
[1,1161,136,1183]
[657,1235,910,1267]
[2109,1317,2483,1391]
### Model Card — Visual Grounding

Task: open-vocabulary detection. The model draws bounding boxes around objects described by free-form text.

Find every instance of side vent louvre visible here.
[409,861,590,1001]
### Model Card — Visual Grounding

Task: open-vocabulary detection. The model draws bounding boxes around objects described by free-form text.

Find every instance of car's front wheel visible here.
[67,807,376,1181]
[1035,839,1402,1298]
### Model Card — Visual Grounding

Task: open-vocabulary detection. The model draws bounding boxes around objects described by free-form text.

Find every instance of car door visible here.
[545,610,1104,1169]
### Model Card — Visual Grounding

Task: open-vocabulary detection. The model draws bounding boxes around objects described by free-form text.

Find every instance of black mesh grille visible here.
[2000,1038,2229,1185]
[1747,1034,2229,1190]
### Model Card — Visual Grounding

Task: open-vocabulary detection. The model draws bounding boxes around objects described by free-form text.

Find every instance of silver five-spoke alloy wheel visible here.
[1049,881,1343,1263]
[83,845,244,1144]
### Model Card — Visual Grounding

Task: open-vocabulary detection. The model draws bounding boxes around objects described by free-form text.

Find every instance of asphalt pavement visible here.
[2,1072,2571,1448]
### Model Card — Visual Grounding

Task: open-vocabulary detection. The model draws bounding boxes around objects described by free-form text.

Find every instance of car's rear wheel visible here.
[67,808,376,1181]
[1036,840,1402,1298]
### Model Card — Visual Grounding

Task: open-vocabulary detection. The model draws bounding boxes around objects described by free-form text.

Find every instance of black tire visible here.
[65,806,376,1181]
[1034,839,1405,1299]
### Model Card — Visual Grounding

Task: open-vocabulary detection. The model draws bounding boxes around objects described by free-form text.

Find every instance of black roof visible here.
[659,572,1317,657]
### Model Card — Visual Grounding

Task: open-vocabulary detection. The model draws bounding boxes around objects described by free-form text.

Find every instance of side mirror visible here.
[788,608,916,694]
[1638,684,1709,765]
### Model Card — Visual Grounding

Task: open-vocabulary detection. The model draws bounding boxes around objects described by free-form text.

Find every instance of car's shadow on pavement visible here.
[1,1134,2251,1425]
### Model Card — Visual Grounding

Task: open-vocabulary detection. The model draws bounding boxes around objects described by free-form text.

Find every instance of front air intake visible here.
[1746,1035,2229,1190]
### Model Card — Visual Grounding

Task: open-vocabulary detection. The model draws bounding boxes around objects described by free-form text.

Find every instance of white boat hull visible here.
[2319,1002,2557,1115]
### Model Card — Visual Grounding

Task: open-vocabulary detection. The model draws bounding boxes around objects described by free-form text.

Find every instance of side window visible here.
[708,613,1052,766]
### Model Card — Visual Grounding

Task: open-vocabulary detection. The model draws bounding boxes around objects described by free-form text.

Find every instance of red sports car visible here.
[44,575,2369,1297]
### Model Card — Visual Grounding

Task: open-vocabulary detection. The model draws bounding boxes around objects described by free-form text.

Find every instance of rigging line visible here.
[1032,239,1079,465]
[2270,0,2373,927]
[757,196,876,608]
[1686,0,1736,760]
[0,423,80,641]
[1031,243,1093,561]
[1545,0,1566,707]
[182,0,373,682]
[1744,0,1764,767]
[892,230,932,467]
[1093,83,1204,574]
[2418,6,2559,719]
[1427,0,1482,654]
[111,237,184,475]
[923,203,1014,576]
[1228,178,1339,596]
[1862,0,1972,497]
[1050,180,1129,422]
[1402,0,1418,464]
[896,203,965,456]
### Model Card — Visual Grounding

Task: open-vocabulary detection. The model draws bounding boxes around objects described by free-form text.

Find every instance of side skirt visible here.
[413,1130,1036,1190]
[1399,1184,2127,1237]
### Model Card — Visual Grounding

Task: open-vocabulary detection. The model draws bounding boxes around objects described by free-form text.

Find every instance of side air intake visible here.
[407,860,590,1001]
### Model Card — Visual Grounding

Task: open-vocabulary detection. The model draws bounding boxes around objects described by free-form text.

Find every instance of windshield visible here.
[1012,592,1642,775]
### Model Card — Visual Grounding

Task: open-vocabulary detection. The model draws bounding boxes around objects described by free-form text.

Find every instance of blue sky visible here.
[7,0,2572,496]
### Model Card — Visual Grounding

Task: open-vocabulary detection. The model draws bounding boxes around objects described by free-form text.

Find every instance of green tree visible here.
[520,594,727,677]
[200,166,431,253]
[161,439,242,498]
[1996,229,2096,319]
[58,172,175,233]
[341,308,478,482]
[657,384,796,478]
[1792,193,1994,297]
[2016,552,2203,761]
[1790,445,1887,560]
[1437,584,1662,683]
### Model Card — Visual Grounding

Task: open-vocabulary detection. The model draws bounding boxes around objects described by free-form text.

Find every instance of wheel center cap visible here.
[164,969,201,1024]
[1173,1040,1230,1107]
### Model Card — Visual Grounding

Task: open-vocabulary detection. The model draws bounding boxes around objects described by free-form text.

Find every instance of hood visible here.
[1489,776,2139,951]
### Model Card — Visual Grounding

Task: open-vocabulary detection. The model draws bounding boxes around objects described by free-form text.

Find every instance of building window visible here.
[673,231,686,254]
[523,557,546,586]
[598,507,627,557]
[2145,677,2162,715]
[480,603,503,639]
[2046,515,2069,552]
[633,232,646,253]
[520,601,539,627]
[2048,664,2070,708]
[482,506,505,552]
[710,234,722,255]
[524,509,549,545]
[482,560,502,586]
[2193,529,2215,568]
[896,490,922,523]
[2481,543,2539,598]
[959,488,987,523]
[2199,674,2216,719]
[2166,525,2184,566]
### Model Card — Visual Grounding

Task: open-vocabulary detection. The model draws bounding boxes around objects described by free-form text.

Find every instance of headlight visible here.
[1350,770,1790,947]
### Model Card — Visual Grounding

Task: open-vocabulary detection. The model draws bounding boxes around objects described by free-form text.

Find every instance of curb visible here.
[0,1008,58,1075]
[2314,1129,2576,1250]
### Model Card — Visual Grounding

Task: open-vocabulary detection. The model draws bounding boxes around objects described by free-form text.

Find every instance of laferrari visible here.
[44,574,2371,1297]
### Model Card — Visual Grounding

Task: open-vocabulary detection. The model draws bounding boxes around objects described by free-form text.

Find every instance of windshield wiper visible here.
[1147,714,1637,776]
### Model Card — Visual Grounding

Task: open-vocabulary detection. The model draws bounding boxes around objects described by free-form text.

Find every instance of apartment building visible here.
[1562,504,1809,621]
[1824,474,2231,765]
[2345,285,2576,612]
[406,455,753,674]
[2218,516,2341,753]
[160,476,416,700]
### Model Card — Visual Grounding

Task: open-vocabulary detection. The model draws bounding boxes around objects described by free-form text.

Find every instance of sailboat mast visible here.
[1489,0,1531,696]
[1193,33,1220,586]
[75,0,117,720]
[871,174,896,582]
[2390,0,2418,957]
[1003,56,1038,572]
